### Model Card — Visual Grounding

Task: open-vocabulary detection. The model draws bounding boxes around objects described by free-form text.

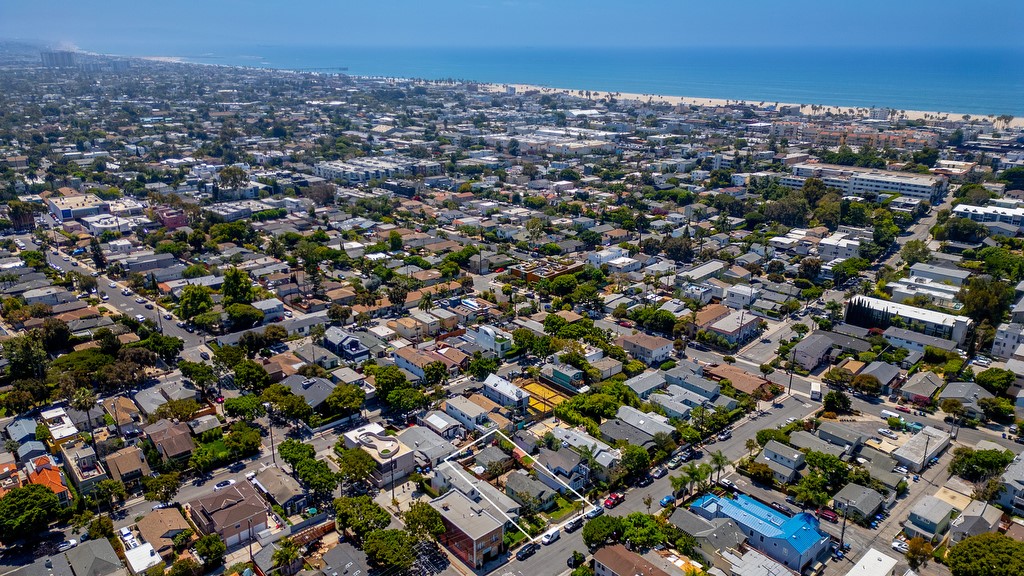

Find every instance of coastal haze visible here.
[1,3,1023,576]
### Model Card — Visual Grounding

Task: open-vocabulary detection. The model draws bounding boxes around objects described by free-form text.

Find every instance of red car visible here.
[618,320,634,328]
[896,406,911,413]
[604,493,625,508]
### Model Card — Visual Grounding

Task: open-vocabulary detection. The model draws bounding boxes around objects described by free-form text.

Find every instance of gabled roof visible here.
[63,538,124,576]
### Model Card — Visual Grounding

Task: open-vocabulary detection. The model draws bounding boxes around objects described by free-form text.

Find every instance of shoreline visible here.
[80,49,1024,128]
[479,82,1024,129]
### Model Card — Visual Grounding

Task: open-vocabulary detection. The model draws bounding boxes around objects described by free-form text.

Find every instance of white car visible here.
[58,540,78,552]
[878,428,899,440]
[214,479,237,491]
[109,282,117,288]
[892,540,909,553]
[893,466,909,475]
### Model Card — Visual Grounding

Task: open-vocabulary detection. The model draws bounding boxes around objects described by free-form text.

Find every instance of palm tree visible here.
[697,463,714,492]
[309,324,326,368]
[70,388,98,443]
[683,462,700,496]
[669,474,687,497]
[272,537,301,569]
[745,438,759,459]
[711,450,729,483]
[418,292,434,312]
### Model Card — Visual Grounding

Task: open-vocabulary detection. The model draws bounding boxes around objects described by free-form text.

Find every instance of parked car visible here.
[770,502,793,514]
[817,508,839,523]
[200,351,210,360]
[718,478,736,491]
[635,474,653,488]
[893,466,908,475]
[585,506,605,519]
[58,540,77,552]
[660,495,676,508]
[603,493,625,509]
[541,528,560,545]
[516,543,539,561]
[892,541,909,553]
[564,517,584,533]
[214,479,236,491]
[878,428,899,440]
[667,456,683,469]
[651,466,667,479]
[896,406,911,413]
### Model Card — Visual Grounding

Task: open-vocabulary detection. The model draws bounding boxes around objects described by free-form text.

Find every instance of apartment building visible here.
[615,333,673,366]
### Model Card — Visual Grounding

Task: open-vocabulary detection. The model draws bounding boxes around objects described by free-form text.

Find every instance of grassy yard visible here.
[545,496,581,522]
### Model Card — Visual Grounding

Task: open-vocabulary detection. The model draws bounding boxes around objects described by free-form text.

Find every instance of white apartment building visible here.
[817,232,861,261]
[992,323,1024,359]
[724,285,759,309]
[588,246,627,267]
[952,203,1024,231]
[779,163,946,202]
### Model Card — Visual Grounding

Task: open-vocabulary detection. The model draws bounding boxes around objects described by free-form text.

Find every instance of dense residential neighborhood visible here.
[0,44,1022,576]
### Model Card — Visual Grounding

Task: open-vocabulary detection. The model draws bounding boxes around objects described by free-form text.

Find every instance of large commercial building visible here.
[313,156,441,184]
[777,163,946,202]
[845,295,973,345]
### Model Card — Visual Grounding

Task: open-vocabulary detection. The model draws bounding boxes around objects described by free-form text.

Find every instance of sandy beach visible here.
[482,82,1023,129]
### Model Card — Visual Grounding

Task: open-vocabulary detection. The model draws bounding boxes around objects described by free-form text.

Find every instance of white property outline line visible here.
[440,427,595,545]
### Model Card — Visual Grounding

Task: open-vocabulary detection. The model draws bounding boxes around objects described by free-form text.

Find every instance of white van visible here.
[541,528,560,545]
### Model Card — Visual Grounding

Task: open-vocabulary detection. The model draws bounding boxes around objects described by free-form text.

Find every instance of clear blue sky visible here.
[2,0,1021,52]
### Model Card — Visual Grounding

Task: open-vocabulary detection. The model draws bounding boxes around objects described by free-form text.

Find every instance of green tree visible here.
[223,395,267,420]
[225,303,264,329]
[234,359,271,393]
[218,165,249,191]
[975,368,1016,396]
[290,455,335,495]
[905,536,933,569]
[582,515,623,548]
[621,444,652,477]
[324,384,365,416]
[168,558,202,576]
[271,536,300,569]
[747,462,775,485]
[402,501,445,541]
[224,422,262,457]
[823,391,851,413]
[363,529,416,571]
[335,446,377,485]
[0,484,60,541]
[851,374,882,395]
[621,512,663,549]
[335,496,392,540]
[178,360,217,391]
[195,534,227,567]
[155,398,201,421]
[93,479,127,508]
[900,240,931,265]
[423,361,449,388]
[90,237,107,270]
[278,439,316,469]
[3,334,47,380]
[177,285,213,320]
[947,532,1024,576]
[142,472,182,503]
[221,267,255,306]
[88,516,115,540]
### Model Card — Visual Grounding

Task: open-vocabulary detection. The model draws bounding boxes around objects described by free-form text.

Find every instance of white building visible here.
[818,233,861,261]
[467,325,513,358]
[481,374,530,413]
[724,285,759,310]
[992,323,1024,359]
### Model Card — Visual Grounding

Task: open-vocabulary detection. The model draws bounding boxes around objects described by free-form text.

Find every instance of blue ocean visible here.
[156,45,1023,117]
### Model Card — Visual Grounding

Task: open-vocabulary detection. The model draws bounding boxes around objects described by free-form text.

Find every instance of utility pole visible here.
[263,402,277,466]
[838,497,849,552]
[787,347,796,395]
